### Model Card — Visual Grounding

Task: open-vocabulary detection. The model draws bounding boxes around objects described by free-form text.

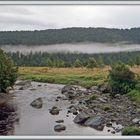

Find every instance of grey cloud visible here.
[0,5,140,31]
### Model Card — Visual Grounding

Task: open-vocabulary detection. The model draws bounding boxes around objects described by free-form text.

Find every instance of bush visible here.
[128,89,140,103]
[0,49,18,93]
[108,62,136,95]
[122,126,140,135]
[103,105,112,111]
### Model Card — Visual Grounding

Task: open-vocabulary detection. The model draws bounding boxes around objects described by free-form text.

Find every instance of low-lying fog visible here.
[1,43,140,54]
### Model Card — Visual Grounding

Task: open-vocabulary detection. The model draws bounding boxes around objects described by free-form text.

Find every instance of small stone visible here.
[132,118,140,124]
[106,122,112,127]
[49,106,60,115]
[73,112,78,115]
[111,131,116,134]
[54,125,66,132]
[30,98,43,109]
[98,98,107,103]
[56,120,64,123]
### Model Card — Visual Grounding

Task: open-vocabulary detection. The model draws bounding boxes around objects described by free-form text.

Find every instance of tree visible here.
[74,59,82,67]
[97,56,105,68]
[0,49,18,93]
[108,62,136,95]
[86,57,98,68]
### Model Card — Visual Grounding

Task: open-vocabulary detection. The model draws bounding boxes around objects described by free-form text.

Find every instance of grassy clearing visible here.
[18,66,140,88]
[18,67,109,87]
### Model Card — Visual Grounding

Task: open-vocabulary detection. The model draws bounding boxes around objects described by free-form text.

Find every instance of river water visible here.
[0,81,120,136]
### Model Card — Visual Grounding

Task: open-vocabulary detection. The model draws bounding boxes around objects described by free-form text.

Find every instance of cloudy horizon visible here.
[0,5,140,31]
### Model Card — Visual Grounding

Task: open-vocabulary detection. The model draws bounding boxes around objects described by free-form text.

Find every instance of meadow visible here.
[18,66,140,88]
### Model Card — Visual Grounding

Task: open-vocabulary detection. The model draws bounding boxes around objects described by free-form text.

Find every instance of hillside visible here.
[0,27,140,45]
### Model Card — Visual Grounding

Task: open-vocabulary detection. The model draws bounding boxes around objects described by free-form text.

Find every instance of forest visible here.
[0,27,140,45]
[8,51,140,67]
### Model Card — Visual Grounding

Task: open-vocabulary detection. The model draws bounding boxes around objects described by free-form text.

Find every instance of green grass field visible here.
[18,66,140,88]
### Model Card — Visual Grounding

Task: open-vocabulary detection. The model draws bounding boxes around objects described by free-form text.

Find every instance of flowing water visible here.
[0,81,121,136]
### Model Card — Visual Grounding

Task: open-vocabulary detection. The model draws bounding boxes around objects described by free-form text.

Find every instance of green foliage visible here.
[74,59,82,67]
[89,94,98,100]
[0,49,18,93]
[97,56,105,68]
[86,57,98,68]
[128,89,140,103]
[0,27,140,45]
[108,62,136,94]
[103,105,112,111]
[122,126,140,135]
[22,73,106,88]
[7,51,140,67]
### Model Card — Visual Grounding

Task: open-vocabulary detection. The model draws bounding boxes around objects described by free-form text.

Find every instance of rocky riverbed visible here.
[0,80,140,135]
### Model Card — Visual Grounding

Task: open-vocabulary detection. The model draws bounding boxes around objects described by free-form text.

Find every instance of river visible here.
[0,81,120,136]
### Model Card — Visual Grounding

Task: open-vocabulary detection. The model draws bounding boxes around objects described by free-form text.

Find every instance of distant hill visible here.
[0,27,140,46]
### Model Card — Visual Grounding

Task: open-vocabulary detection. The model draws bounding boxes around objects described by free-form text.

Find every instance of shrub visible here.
[103,105,112,111]
[108,62,136,95]
[89,94,98,100]
[0,49,18,93]
[128,89,140,103]
[122,126,140,135]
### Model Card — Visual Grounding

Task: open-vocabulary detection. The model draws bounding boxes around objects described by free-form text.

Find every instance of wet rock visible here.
[114,94,121,98]
[111,131,116,134]
[16,80,32,90]
[61,85,86,100]
[89,86,100,94]
[73,113,89,124]
[54,124,66,132]
[49,106,60,115]
[56,120,64,123]
[98,83,109,93]
[68,106,78,115]
[57,96,62,99]
[132,118,140,124]
[98,98,107,103]
[61,85,78,94]
[73,112,78,115]
[84,116,105,131]
[90,86,98,91]
[106,122,112,127]
[29,88,36,91]
[15,80,31,86]
[19,87,24,90]
[30,98,43,109]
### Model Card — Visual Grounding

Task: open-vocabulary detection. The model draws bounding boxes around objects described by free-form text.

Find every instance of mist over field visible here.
[1,43,140,54]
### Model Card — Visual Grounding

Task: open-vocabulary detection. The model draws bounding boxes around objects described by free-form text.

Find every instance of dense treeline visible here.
[7,51,140,67]
[0,27,140,45]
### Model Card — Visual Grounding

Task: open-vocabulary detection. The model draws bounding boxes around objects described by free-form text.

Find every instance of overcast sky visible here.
[0,5,140,31]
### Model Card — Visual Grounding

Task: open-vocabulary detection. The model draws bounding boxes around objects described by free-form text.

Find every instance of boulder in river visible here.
[30,98,43,109]
[54,124,66,132]
[73,113,89,124]
[84,116,105,131]
[49,106,61,115]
